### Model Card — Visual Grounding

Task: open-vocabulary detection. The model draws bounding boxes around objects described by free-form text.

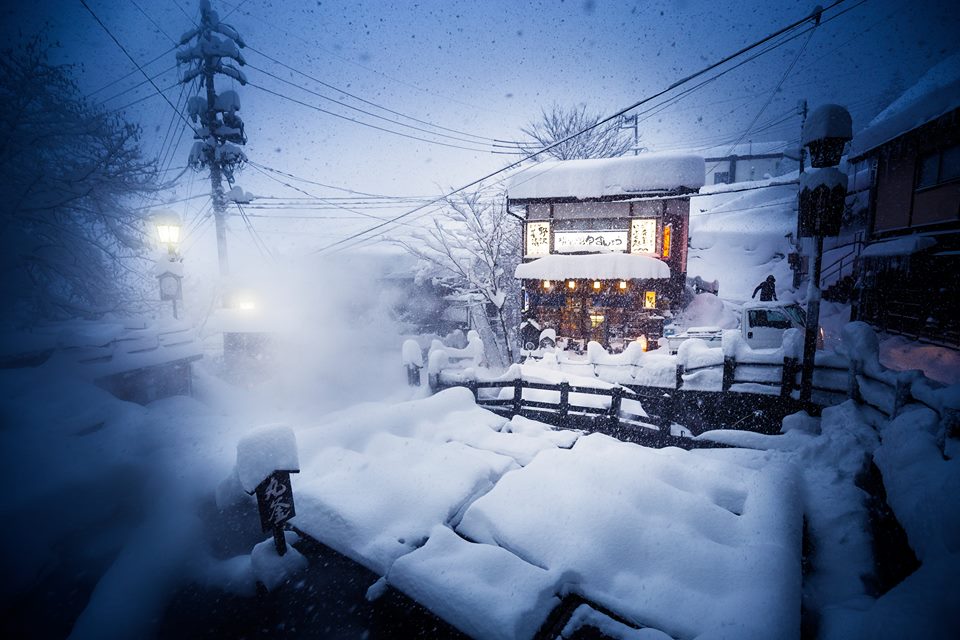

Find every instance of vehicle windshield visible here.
[782,304,807,327]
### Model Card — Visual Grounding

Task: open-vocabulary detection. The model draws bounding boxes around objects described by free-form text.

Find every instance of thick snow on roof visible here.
[515,253,671,280]
[507,153,704,200]
[861,236,937,258]
[851,52,960,157]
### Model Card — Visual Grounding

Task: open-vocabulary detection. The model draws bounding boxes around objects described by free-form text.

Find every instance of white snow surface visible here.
[235,424,300,493]
[457,433,802,640]
[250,531,308,591]
[507,153,705,200]
[515,253,670,280]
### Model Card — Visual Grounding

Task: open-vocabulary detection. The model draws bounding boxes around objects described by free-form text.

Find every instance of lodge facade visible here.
[508,154,705,351]
[847,65,960,347]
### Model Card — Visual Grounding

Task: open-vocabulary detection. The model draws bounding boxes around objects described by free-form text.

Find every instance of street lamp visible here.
[154,210,182,258]
[798,104,852,404]
[153,210,184,319]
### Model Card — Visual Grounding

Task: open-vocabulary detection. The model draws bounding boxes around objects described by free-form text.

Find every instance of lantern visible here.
[801,104,852,168]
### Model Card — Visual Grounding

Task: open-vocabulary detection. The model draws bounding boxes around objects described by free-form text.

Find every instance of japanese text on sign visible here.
[525,221,551,256]
[554,231,627,252]
[630,219,657,254]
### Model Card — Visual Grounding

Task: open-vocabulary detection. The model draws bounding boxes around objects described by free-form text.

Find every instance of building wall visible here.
[871,108,960,235]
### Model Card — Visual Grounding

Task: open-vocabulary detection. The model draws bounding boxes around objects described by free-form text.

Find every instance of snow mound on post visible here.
[236,425,299,493]
[507,153,704,200]
[800,166,848,191]
[801,104,853,144]
[515,253,670,280]
[401,339,423,367]
[251,531,308,591]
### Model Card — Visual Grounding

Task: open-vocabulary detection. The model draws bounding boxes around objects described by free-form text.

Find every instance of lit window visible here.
[662,224,672,259]
[593,281,601,290]
[589,314,605,328]
[567,280,576,290]
[643,291,657,309]
[542,280,552,290]
[618,280,628,290]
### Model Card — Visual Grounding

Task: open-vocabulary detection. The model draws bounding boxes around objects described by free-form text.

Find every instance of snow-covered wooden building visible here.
[847,53,960,347]
[507,154,705,350]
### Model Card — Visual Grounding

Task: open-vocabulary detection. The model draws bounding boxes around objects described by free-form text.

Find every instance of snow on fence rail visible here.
[417,322,957,431]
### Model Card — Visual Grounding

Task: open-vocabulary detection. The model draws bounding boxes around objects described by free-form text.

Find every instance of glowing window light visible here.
[662,224,672,259]
[542,280,552,290]
[567,280,576,290]
[643,291,657,309]
[593,280,602,290]
[589,313,605,328]
[618,280,628,290]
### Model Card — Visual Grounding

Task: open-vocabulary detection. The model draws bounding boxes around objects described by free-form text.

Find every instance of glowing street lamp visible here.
[153,210,183,258]
[153,210,184,319]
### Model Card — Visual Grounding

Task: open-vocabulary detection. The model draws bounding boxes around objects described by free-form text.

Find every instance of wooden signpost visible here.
[254,470,299,555]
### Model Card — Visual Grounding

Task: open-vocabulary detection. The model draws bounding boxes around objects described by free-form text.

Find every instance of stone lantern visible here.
[801,104,852,168]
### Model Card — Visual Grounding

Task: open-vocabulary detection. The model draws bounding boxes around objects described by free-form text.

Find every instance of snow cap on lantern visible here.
[801,104,852,168]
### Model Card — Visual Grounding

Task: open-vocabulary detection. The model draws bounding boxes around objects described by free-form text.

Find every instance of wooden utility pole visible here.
[177,0,248,281]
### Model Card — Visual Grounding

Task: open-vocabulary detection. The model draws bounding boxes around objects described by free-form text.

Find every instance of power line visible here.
[245,81,513,154]
[80,0,197,133]
[246,45,500,144]
[312,0,852,257]
[84,44,177,99]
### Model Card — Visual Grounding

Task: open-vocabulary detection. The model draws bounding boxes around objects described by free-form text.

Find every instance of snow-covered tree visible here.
[521,103,635,161]
[0,38,158,323]
[397,188,521,366]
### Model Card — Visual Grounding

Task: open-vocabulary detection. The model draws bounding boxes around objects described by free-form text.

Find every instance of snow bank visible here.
[515,253,671,280]
[457,433,802,639]
[507,153,705,200]
[235,425,299,493]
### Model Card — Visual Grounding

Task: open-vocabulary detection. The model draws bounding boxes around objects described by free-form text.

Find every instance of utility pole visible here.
[620,114,640,155]
[177,0,248,281]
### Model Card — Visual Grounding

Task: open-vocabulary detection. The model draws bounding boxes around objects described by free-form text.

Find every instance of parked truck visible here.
[664,301,810,354]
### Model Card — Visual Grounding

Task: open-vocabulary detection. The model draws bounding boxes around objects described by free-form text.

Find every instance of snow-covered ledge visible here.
[515,252,671,280]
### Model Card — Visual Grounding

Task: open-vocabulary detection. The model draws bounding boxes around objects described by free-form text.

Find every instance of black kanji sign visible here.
[255,471,297,534]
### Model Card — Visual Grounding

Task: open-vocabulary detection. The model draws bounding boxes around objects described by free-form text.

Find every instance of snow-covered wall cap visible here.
[851,53,960,158]
[515,253,670,280]
[800,167,847,192]
[507,153,705,200]
[801,104,852,145]
[236,424,300,494]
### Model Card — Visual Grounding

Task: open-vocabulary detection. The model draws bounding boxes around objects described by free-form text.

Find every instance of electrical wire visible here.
[312,0,855,257]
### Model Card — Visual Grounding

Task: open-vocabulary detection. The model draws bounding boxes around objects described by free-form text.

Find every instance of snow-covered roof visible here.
[515,253,670,280]
[851,53,960,158]
[507,153,705,200]
[860,236,937,258]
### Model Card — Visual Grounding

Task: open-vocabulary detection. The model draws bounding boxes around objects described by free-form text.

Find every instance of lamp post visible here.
[798,104,851,404]
[153,211,184,320]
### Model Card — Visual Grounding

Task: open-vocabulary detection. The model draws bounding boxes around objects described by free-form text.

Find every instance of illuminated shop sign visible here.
[554,230,627,252]
[662,223,672,259]
[630,218,657,254]
[525,221,551,256]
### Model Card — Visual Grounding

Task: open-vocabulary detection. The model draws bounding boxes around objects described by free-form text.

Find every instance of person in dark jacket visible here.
[752,275,777,301]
